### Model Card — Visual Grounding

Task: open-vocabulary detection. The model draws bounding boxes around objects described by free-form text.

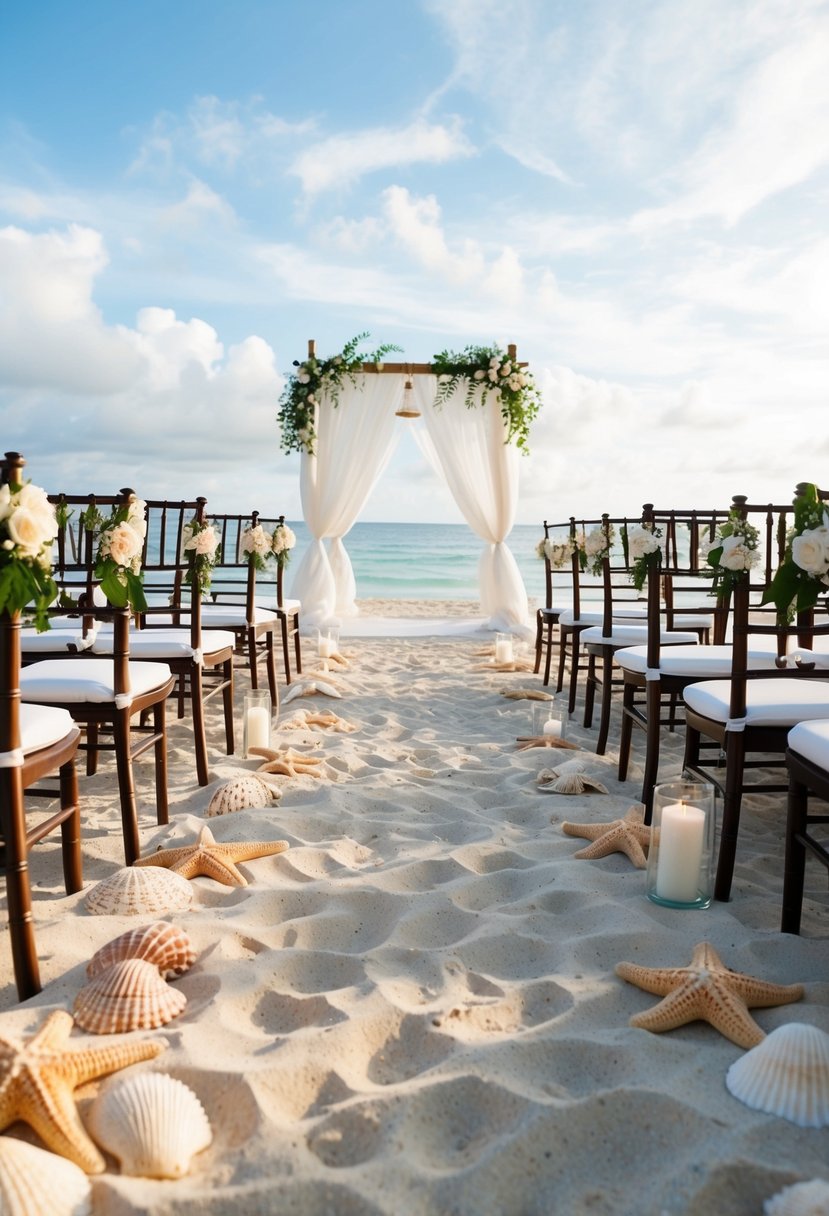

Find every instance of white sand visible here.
[2,601,827,1215]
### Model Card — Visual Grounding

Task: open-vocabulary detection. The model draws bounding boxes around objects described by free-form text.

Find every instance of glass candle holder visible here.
[646,779,716,909]
[494,632,514,663]
[243,689,272,758]
[317,626,340,672]
[533,703,567,740]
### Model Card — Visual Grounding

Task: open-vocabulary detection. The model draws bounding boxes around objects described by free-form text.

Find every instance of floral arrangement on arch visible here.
[622,523,662,592]
[762,482,829,622]
[431,343,542,454]
[701,510,760,599]
[0,479,59,631]
[82,495,148,613]
[183,518,221,597]
[277,333,402,456]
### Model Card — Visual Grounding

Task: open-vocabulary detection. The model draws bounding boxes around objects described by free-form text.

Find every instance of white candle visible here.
[245,706,270,750]
[655,801,705,903]
[318,635,334,659]
[543,716,562,737]
[495,638,513,663]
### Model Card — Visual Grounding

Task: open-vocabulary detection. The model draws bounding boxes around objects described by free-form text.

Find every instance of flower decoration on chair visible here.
[183,518,221,597]
[240,523,273,573]
[622,523,662,592]
[543,536,577,569]
[271,522,296,569]
[762,482,829,622]
[702,511,760,599]
[85,495,148,613]
[583,523,615,576]
[278,333,403,456]
[430,344,542,454]
[0,479,59,631]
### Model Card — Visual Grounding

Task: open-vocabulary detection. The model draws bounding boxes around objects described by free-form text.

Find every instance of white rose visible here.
[489,357,500,369]
[718,534,756,571]
[297,371,311,384]
[188,527,219,558]
[500,363,511,376]
[517,373,527,387]
[6,506,52,557]
[487,368,498,382]
[627,526,660,560]
[273,525,296,553]
[791,530,829,575]
[473,369,485,380]
[584,528,607,558]
[103,521,143,567]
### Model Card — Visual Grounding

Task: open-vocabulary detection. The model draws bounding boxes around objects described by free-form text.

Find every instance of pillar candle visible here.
[495,638,513,663]
[245,705,270,751]
[543,716,562,738]
[655,801,705,903]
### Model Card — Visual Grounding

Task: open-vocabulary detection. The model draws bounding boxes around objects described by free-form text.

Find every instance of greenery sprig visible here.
[761,482,829,622]
[431,343,541,454]
[0,479,59,631]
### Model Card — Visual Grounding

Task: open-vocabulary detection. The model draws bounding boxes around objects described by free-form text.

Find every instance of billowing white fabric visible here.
[788,718,829,767]
[290,374,403,628]
[412,375,529,632]
[683,677,829,727]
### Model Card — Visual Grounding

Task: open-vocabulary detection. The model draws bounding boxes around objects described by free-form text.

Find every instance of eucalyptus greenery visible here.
[430,343,542,454]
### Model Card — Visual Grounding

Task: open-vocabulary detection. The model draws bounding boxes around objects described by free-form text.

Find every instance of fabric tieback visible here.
[645,668,661,681]
[726,717,747,732]
[0,748,24,768]
[114,693,133,710]
[191,649,204,666]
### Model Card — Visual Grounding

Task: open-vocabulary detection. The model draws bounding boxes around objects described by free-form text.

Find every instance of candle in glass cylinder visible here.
[655,801,705,903]
[494,635,513,663]
[543,716,562,738]
[318,633,334,659]
[245,706,270,750]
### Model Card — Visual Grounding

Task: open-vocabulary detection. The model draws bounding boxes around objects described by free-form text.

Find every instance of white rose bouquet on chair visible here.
[271,523,296,569]
[622,523,662,591]
[183,518,221,597]
[0,479,59,631]
[583,523,615,575]
[241,523,273,572]
[763,481,829,622]
[86,495,148,612]
[702,511,760,601]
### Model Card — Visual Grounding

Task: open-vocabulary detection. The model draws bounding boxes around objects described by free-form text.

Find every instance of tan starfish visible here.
[515,735,580,751]
[563,806,652,868]
[0,1009,164,1174]
[615,941,804,1048]
[250,745,326,778]
[500,688,554,701]
[284,710,357,733]
[281,677,342,704]
[134,823,289,887]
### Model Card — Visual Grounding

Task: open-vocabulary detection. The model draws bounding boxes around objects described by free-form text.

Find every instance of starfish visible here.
[134,824,289,887]
[562,806,652,868]
[615,941,804,1048]
[283,710,357,733]
[0,1009,164,1174]
[250,745,326,778]
[515,735,580,751]
[281,678,342,704]
[474,660,536,673]
[500,689,555,701]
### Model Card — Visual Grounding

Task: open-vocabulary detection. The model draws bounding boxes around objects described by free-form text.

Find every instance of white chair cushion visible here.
[788,719,829,768]
[684,678,829,728]
[19,627,95,654]
[558,606,646,627]
[200,604,277,628]
[672,613,714,629]
[19,659,173,704]
[580,624,698,647]
[19,703,76,754]
[91,627,236,658]
[616,641,782,678]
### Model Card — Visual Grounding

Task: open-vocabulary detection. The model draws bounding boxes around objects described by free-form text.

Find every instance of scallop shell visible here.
[73,958,187,1034]
[764,1179,829,1215]
[84,866,194,916]
[205,774,281,817]
[87,1072,212,1179]
[726,1022,829,1127]
[87,922,195,980]
[0,1135,91,1215]
[537,760,608,795]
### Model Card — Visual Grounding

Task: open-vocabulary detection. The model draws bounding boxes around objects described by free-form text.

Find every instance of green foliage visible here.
[430,343,542,454]
[0,556,56,632]
[761,482,828,622]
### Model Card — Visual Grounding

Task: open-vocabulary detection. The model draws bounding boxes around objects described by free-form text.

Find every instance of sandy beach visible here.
[1,602,827,1216]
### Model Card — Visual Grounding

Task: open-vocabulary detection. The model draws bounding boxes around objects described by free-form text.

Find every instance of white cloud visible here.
[159,178,236,228]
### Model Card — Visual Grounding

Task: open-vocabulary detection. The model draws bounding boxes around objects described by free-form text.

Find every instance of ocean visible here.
[282,521,548,603]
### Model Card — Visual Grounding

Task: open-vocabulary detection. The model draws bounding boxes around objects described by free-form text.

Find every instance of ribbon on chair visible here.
[191,649,204,666]
[725,716,747,732]
[645,668,661,681]
[0,748,24,767]
[114,693,133,710]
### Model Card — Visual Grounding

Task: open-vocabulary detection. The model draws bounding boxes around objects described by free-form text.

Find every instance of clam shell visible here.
[84,866,193,916]
[206,774,280,817]
[87,922,195,980]
[726,1022,829,1127]
[0,1135,91,1215]
[87,1072,212,1179]
[764,1179,829,1215]
[73,958,187,1034]
[537,761,608,795]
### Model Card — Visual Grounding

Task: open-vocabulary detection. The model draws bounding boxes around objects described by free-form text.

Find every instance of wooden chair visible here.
[248,513,303,685]
[533,520,562,686]
[782,720,829,933]
[18,486,175,866]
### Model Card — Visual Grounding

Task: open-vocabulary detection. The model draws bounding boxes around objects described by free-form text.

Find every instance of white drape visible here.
[411,375,530,633]
[290,374,404,627]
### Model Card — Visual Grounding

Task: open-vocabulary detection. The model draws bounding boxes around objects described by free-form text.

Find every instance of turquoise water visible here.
[282,521,547,602]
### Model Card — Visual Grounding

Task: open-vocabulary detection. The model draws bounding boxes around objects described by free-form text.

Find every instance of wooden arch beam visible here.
[305,340,525,372]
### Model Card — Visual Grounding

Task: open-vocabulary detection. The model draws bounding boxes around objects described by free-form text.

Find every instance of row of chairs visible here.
[534,497,829,923]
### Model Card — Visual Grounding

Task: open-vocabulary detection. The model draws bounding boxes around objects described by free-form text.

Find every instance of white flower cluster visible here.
[0,481,58,568]
[100,497,147,574]
[272,523,296,557]
[583,526,610,560]
[241,523,273,561]
[183,522,220,561]
[544,537,576,569]
[468,355,529,393]
[625,524,661,561]
[714,529,760,573]
[791,511,829,584]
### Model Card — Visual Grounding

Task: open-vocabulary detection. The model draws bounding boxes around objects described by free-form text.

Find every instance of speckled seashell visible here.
[87,922,196,980]
[0,1135,92,1215]
[764,1179,829,1216]
[73,958,187,1034]
[205,774,281,817]
[84,866,194,916]
[726,1022,829,1127]
[87,1072,212,1179]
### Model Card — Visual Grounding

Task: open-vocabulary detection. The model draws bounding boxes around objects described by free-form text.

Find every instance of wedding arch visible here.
[280,336,541,632]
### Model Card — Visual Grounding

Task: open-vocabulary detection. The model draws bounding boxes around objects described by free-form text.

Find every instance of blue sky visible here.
[1,0,828,525]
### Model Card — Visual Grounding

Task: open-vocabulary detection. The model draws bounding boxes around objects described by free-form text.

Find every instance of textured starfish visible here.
[283,710,357,733]
[615,941,804,1048]
[281,678,342,704]
[563,806,652,868]
[515,735,580,750]
[500,689,554,701]
[0,1009,164,1174]
[134,823,289,887]
[250,745,326,778]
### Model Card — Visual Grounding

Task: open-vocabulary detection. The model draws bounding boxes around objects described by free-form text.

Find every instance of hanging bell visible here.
[395,377,420,419]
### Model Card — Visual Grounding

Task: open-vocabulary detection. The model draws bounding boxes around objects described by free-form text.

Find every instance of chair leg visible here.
[265,631,278,705]
[595,651,615,755]
[113,711,140,866]
[189,664,209,787]
[154,699,169,827]
[247,627,259,690]
[618,681,635,782]
[781,774,808,934]
[542,621,554,687]
[293,613,302,675]
[223,657,235,756]
[640,680,663,822]
[533,612,542,674]
[568,636,581,715]
[86,722,99,776]
[59,758,83,894]
[556,629,568,694]
[714,732,746,902]
[583,651,596,728]
[1,771,41,999]
[280,616,293,685]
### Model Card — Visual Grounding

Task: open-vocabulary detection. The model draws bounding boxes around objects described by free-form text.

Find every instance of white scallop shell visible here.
[73,958,187,1034]
[764,1180,829,1216]
[537,762,608,795]
[0,1135,91,1215]
[84,866,193,916]
[87,922,195,980]
[726,1022,829,1127]
[87,1072,212,1179]
[205,774,281,817]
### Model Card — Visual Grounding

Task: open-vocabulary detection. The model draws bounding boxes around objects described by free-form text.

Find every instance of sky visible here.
[1,0,828,527]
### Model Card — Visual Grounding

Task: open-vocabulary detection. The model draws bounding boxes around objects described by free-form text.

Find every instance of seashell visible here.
[726,1022,829,1127]
[206,774,281,818]
[84,866,194,916]
[281,678,341,704]
[87,1072,212,1179]
[764,1179,829,1215]
[537,760,608,795]
[0,1135,92,1215]
[87,922,195,980]
[73,958,187,1034]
